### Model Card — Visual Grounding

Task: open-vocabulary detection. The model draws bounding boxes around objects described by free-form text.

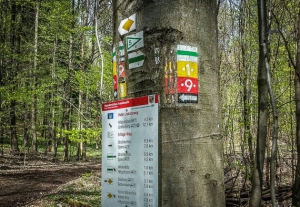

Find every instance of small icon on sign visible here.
[104,178,113,184]
[109,123,112,128]
[107,154,116,160]
[107,193,115,199]
[148,95,154,104]
[107,167,116,173]
[108,144,112,147]
[107,131,114,138]
[108,113,114,119]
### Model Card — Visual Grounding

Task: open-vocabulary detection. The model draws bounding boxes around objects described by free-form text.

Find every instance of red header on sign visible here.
[102,94,159,111]
[177,77,198,94]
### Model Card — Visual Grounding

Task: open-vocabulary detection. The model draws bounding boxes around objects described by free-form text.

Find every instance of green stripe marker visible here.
[128,50,145,69]
[107,154,116,159]
[177,45,198,62]
[107,167,115,173]
[177,50,198,57]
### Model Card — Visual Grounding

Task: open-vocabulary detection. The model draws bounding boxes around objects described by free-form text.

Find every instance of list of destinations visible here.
[101,94,159,207]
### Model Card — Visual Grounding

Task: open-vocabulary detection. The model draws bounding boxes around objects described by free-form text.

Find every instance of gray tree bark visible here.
[113,1,224,206]
[249,0,269,206]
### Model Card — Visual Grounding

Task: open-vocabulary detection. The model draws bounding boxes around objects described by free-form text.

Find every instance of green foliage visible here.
[61,128,101,144]
[0,0,112,157]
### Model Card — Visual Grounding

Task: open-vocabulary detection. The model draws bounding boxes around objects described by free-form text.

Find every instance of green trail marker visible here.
[128,50,145,69]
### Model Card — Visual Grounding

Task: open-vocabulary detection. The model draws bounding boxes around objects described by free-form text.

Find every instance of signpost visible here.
[101,94,159,207]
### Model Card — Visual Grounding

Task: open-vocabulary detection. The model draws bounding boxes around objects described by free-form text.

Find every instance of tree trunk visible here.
[113,1,224,206]
[23,109,30,148]
[249,0,269,206]
[9,2,19,154]
[31,2,39,153]
[51,35,58,158]
[63,0,76,161]
[292,7,300,207]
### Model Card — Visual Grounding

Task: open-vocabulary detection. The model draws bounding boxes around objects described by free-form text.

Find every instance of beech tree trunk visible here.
[113,1,224,206]
[249,0,269,206]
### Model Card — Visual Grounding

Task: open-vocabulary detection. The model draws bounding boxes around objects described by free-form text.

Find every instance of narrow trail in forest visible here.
[0,154,100,207]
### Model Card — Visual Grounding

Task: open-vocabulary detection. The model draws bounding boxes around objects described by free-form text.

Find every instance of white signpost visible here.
[101,94,159,207]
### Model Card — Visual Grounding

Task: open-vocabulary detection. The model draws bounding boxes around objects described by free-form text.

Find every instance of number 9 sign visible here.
[177,77,198,94]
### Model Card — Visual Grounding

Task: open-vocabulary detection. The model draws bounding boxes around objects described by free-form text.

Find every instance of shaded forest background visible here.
[0,0,300,206]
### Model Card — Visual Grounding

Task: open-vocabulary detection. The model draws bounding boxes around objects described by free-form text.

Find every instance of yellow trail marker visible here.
[118,13,136,35]
[177,61,198,78]
[107,193,114,199]
[122,19,134,31]
[107,179,113,184]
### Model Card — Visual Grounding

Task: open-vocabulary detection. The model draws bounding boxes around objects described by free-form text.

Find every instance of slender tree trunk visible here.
[239,0,253,182]
[23,110,30,147]
[0,0,5,156]
[51,36,58,158]
[31,2,39,152]
[63,33,72,161]
[77,90,82,160]
[9,2,19,154]
[113,1,224,206]
[63,0,76,161]
[292,8,300,207]
[249,0,269,206]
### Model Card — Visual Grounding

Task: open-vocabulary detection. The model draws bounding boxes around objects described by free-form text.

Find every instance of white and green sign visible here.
[128,50,145,69]
[126,31,144,52]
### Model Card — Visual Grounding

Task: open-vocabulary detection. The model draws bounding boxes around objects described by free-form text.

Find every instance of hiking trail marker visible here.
[176,45,199,103]
[128,50,145,69]
[126,31,144,52]
[118,13,136,36]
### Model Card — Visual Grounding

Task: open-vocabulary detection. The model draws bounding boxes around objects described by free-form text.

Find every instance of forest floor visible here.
[0,152,101,207]
[0,150,295,207]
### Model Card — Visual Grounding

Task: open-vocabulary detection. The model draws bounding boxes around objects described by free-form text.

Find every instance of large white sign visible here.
[101,94,159,207]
